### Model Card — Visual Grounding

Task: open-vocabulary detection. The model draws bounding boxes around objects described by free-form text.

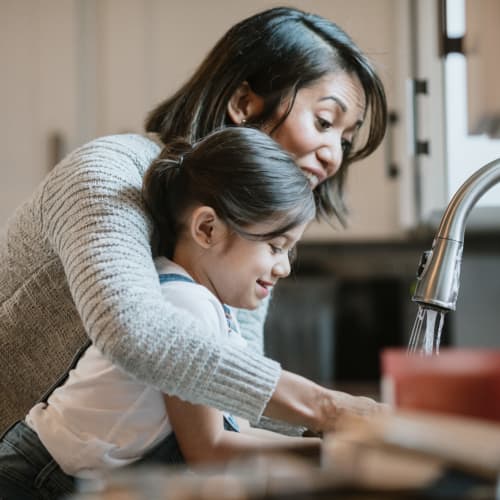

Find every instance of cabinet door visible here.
[290,0,410,241]
[0,0,80,228]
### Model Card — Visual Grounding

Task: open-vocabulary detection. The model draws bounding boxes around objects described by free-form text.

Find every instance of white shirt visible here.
[26,257,245,475]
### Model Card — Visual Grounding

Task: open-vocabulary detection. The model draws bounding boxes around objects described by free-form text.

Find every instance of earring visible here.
[241,118,247,125]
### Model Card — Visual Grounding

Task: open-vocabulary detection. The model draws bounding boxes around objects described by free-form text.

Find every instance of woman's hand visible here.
[315,389,390,433]
[263,370,390,434]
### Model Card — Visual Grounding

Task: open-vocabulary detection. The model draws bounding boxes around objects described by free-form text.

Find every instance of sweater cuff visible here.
[192,343,281,425]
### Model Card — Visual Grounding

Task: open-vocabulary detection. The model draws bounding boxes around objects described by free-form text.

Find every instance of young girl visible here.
[0,127,318,498]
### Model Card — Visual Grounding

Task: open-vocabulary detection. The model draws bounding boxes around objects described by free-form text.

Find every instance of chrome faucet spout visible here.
[412,158,500,311]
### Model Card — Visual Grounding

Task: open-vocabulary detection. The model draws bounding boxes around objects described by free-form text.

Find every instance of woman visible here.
[0,6,387,439]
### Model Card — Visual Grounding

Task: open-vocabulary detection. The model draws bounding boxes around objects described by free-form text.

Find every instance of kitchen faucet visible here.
[412,158,500,311]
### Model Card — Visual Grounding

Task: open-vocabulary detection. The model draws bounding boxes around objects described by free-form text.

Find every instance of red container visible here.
[381,348,500,422]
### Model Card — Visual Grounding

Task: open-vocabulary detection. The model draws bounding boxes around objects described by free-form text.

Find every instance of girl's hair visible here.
[145,6,387,225]
[142,127,316,259]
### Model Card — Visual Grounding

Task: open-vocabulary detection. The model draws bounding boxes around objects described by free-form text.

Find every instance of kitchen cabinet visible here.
[413,0,500,229]
[0,0,414,240]
[0,0,80,226]
[4,1,498,234]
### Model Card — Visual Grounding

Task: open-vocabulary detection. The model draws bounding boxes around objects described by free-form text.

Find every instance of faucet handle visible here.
[412,238,463,311]
[416,250,432,279]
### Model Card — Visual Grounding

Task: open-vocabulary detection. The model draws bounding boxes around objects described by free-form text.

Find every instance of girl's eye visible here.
[317,117,332,130]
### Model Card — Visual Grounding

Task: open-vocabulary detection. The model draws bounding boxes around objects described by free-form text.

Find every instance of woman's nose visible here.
[273,254,291,279]
[317,141,343,178]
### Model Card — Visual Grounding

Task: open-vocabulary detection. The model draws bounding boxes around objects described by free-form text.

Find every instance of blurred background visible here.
[2,0,500,392]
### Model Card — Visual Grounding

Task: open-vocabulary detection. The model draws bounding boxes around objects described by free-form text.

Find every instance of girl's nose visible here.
[272,254,291,279]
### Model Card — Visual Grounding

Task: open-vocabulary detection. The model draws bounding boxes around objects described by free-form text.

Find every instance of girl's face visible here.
[203,221,307,310]
[264,71,366,189]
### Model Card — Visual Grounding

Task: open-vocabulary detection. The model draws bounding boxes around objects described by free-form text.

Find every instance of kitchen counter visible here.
[69,411,499,500]
[69,455,496,500]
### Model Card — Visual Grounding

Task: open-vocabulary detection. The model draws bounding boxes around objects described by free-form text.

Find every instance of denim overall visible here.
[0,273,239,500]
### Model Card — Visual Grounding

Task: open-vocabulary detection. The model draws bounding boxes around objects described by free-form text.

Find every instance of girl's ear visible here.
[227,81,265,124]
[190,206,223,248]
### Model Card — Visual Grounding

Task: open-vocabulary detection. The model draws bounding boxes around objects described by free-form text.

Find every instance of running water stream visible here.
[407,305,447,355]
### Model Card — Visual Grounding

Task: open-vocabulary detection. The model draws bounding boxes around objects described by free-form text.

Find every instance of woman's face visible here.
[263,72,366,189]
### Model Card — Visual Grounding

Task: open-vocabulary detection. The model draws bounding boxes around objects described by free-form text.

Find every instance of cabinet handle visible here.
[386,110,400,179]
[48,132,66,172]
[406,78,430,221]
[407,78,429,157]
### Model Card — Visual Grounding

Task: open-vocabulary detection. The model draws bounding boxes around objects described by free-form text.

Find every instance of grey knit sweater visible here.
[0,133,281,435]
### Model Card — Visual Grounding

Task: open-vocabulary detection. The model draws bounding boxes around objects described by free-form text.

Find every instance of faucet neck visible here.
[437,158,500,242]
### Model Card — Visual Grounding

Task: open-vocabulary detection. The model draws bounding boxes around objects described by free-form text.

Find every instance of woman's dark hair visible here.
[145,6,387,225]
[142,127,316,259]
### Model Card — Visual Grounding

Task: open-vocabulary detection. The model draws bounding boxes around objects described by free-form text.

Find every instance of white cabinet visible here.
[0,0,80,227]
[1,0,411,239]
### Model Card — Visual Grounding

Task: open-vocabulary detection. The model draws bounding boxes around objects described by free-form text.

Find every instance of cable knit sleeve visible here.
[40,134,281,424]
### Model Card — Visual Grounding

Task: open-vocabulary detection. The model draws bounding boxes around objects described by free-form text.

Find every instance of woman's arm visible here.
[163,395,320,465]
[40,133,387,431]
[264,370,388,434]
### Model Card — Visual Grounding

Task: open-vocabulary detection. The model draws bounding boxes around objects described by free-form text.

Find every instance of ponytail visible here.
[142,139,193,257]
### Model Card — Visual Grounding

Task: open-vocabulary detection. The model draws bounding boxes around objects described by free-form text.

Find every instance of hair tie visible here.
[160,157,183,171]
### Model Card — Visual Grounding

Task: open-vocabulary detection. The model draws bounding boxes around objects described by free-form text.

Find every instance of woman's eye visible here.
[341,138,352,152]
[270,244,284,255]
[317,117,332,130]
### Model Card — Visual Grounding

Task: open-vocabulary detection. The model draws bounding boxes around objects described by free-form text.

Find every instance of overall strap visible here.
[159,273,195,285]
[159,273,238,334]
[221,304,239,333]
